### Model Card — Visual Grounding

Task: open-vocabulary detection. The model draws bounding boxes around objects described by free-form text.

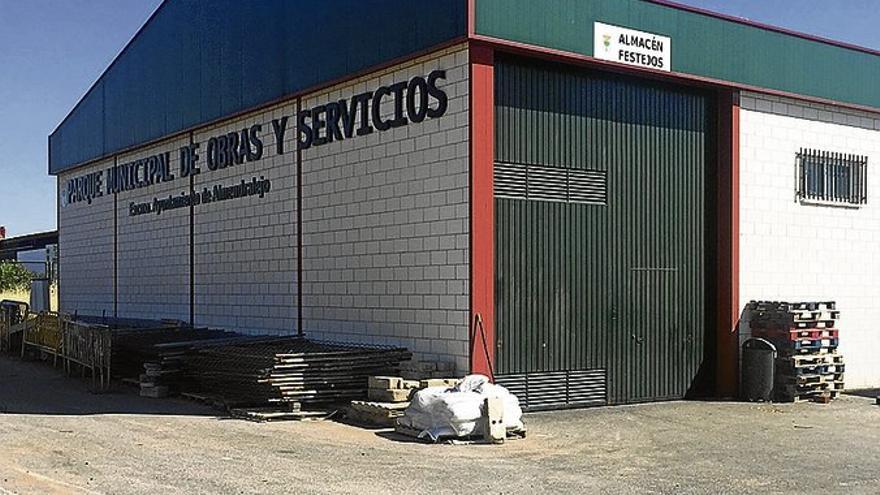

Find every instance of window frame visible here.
[796,148,868,207]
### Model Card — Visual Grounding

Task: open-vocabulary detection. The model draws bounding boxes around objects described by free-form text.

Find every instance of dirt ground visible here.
[1,355,879,495]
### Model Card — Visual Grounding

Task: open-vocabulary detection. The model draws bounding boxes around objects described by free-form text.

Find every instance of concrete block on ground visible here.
[419,378,460,389]
[483,397,505,443]
[347,401,409,427]
[368,388,413,403]
[140,386,169,398]
[368,376,404,390]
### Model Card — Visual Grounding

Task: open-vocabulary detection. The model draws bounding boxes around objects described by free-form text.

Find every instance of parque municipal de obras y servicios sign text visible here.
[60,70,450,215]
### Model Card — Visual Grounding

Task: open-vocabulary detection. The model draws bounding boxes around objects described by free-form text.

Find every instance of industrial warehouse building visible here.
[51,0,880,408]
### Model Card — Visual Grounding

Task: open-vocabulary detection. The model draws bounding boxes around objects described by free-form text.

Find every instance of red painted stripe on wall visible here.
[716,91,740,397]
[469,44,496,378]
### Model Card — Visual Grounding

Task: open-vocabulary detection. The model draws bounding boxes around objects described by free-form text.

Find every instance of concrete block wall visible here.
[192,101,298,334]
[57,44,471,371]
[115,136,191,321]
[59,101,300,334]
[300,44,471,372]
[739,91,880,389]
[57,157,115,316]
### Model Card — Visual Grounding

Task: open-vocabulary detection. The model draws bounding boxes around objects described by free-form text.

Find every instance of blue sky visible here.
[0,1,878,238]
[0,0,162,237]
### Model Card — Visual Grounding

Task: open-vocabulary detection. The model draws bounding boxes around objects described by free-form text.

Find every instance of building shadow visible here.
[844,389,880,400]
[0,354,220,417]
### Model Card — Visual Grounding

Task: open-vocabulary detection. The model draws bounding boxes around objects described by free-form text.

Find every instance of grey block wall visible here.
[115,137,191,321]
[192,102,298,334]
[300,45,471,371]
[58,157,115,317]
[57,43,472,371]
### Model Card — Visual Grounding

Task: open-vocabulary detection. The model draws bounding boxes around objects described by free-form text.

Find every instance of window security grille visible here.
[494,162,608,205]
[796,149,868,206]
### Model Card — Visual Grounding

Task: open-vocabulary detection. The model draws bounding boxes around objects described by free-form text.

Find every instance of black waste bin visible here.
[741,337,776,402]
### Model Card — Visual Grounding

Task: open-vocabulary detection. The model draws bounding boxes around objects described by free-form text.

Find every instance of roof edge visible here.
[644,0,880,58]
[472,34,880,116]
[50,37,470,176]
[49,0,168,139]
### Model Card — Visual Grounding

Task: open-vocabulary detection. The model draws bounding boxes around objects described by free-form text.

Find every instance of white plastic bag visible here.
[400,374,524,441]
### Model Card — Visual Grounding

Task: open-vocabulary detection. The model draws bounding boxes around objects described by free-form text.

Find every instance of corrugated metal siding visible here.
[494,57,708,404]
[476,0,880,110]
[495,200,609,375]
[50,0,467,174]
[496,370,607,411]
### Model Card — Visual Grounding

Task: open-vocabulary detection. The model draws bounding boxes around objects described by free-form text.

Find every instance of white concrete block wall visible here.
[192,101,298,335]
[116,137,191,321]
[300,44,470,372]
[739,91,880,389]
[57,44,470,370]
[58,158,115,316]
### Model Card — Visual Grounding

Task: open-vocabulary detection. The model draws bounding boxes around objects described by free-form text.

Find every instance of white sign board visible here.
[593,22,671,72]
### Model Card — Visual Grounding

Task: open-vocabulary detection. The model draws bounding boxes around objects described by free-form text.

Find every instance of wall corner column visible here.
[716,90,740,397]
[469,44,495,378]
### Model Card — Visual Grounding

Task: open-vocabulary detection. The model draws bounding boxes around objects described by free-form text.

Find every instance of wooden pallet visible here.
[776,374,824,386]
[776,390,841,403]
[746,301,836,314]
[789,302,836,311]
[776,380,844,397]
[776,372,844,386]
[346,401,409,427]
[393,422,527,444]
[777,338,839,351]
[780,346,839,356]
[783,353,844,366]
[752,328,839,340]
[777,363,845,376]
[789,310,840,322]
[229,407,335,422]
[751,319,837,330]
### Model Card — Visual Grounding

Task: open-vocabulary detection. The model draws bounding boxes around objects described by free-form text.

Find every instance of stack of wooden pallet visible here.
[747,301,844,402]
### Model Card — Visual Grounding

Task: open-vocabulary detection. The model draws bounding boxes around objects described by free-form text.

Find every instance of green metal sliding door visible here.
[493,57,709,407]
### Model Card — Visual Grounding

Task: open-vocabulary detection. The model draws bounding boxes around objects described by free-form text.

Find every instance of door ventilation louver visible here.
[495,369,608,411]
[494,162,608,205]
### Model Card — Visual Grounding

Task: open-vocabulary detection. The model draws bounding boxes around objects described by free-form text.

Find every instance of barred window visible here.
[796,149,867,206]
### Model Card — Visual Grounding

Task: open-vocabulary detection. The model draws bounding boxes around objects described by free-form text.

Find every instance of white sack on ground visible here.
[401,374,524,441]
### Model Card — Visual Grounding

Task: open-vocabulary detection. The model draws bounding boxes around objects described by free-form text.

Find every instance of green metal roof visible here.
[475,0,880,110]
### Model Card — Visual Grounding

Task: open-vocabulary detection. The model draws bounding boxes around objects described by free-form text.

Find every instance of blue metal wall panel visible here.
[51,82,105,170]
[49,0,467,174]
